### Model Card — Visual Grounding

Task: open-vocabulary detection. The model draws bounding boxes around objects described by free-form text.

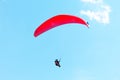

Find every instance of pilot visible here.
[55,59,61,67]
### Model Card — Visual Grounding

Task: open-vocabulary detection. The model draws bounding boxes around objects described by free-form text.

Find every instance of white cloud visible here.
[80,0,111,24]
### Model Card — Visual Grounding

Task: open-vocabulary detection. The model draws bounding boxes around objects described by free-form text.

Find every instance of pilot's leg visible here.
[58,64,61,67]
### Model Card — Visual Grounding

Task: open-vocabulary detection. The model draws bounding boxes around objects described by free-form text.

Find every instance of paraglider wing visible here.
[34,14,88,37]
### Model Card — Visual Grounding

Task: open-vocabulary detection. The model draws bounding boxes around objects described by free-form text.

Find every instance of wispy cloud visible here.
[80,0,111,24]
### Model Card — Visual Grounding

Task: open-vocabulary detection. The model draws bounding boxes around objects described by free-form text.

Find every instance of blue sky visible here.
[0,0,120,80]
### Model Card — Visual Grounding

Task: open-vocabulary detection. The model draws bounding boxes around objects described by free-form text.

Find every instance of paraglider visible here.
[55,59,61,67]
[33,14,89,68]
[34,14,89,37]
